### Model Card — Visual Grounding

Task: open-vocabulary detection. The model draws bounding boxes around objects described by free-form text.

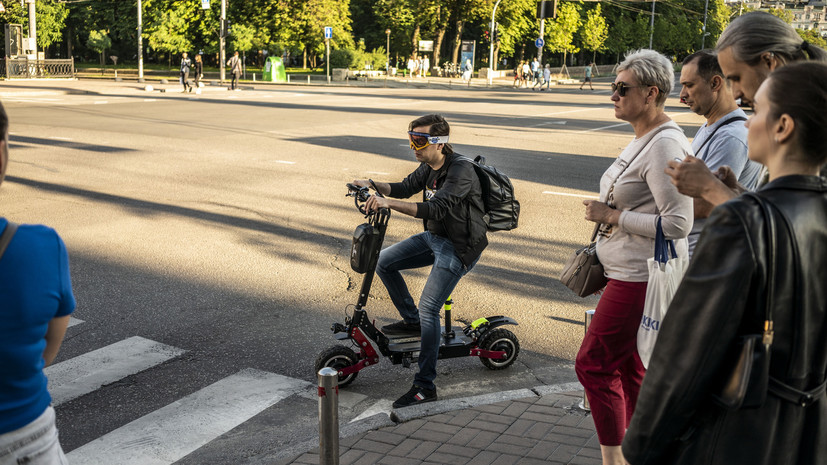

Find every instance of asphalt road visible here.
[0,79,704,463]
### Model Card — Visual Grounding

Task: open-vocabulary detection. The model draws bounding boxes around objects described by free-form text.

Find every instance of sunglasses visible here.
[611,81,651,97]
[408,131,449,150]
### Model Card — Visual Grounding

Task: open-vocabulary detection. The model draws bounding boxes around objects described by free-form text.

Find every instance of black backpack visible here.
[464,155,520,231]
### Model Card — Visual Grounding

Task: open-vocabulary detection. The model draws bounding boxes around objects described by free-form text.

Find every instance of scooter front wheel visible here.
[478,328,520,370]
[315,345,360,387]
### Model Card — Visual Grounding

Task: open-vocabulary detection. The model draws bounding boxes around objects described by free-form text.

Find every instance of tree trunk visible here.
[451,20,464,64]
[303,48,307,69]
[411,23,420,59]
[493,43,500,71]
[433,27,446,69]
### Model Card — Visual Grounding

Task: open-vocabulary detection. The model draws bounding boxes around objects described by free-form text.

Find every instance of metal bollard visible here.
[307,75,311,85]
[318,367,339,465]
[287,74,291,83]
[581,309,596,411]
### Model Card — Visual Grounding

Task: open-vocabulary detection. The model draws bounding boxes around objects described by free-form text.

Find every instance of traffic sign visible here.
[201,0,209,9]
[0,3,5,13]
[535,38,544,48]
[324,27,332,39]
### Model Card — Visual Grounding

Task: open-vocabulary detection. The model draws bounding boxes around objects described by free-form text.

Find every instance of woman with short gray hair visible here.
[615,49,675,107]
[575,49,693,465]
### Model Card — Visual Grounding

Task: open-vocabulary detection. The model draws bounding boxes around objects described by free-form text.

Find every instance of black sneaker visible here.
[381,320,421,335]
[393,385,437,408]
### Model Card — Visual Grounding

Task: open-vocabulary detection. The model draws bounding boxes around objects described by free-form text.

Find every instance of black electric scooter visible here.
[314,183,519,387]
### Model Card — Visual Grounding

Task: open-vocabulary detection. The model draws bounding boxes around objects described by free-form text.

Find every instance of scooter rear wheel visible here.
[478,328,520,370]
[315,345,359,387]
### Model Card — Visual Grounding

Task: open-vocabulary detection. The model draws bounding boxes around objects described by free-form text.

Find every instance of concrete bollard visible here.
[581,309,596,411]
[318,367,339,465]
[307,75,311,85]
[287,74,291,83]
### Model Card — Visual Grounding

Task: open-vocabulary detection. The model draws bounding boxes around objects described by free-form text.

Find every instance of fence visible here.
[2,58,75,79]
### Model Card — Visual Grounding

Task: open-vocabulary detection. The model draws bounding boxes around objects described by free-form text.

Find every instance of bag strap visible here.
[654,217,677,263]
[743,192,777,342]
[694,116,748,157]
[0,221,19,261]
[605,125,682,207]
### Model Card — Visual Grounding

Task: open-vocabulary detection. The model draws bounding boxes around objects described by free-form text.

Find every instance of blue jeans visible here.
[376,231,476,391]
[0,407,67,465]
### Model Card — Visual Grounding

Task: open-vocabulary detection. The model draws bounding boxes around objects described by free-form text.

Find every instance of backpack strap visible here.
[694,116,748,158]
[0,221,19,261]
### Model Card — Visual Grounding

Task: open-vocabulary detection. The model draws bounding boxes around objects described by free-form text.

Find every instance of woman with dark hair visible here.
[193,54,203,92]
[576,49,693,465]
[623,61,827,465]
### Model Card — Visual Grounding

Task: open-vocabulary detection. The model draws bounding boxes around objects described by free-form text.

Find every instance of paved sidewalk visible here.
[283,390,601,465]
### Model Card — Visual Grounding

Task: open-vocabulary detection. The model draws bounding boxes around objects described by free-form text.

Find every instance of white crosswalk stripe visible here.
[44,336,186,407]
[65,369,311,465]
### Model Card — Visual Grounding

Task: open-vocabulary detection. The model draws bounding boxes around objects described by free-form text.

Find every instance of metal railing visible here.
[2,58,75,79]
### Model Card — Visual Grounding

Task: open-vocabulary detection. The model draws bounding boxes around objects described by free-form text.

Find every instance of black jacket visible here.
[622,175,827,464]
[388,152,488,267]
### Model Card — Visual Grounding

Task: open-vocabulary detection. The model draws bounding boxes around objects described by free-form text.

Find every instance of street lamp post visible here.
[488,0,503,86]
[138,0,143,81]
[386,29,391,76]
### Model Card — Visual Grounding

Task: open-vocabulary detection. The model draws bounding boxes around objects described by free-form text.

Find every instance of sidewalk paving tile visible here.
[434,442,479,458]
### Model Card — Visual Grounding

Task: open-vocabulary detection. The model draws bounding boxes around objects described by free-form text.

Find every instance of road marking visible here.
[530,120,567,127]
[576,121,627,133]
[65,369,309,465]
[44,336,186,407]
[275,160,296,164]
[535,108,600,117]
[365,171,389,175]
[48,136,73,141]
[93,101,108,105]
[68,317,84,327]
[144,99,157,102]
[351,399,393,423]
[542,191,599,199]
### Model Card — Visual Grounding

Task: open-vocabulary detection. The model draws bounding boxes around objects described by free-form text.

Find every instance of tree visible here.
[797,27,827,48]
[768,7,794,25]
[146,5,193,67]
[580,4,608,63]
[0,0,68,54]
[229,24,256,55]
[86,30,111,67]
[546,2,581,68]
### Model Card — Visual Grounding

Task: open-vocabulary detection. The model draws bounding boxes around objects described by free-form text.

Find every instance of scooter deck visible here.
[386,327,475,363]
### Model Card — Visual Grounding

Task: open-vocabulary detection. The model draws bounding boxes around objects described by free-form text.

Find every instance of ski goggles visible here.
[408,131,449,150]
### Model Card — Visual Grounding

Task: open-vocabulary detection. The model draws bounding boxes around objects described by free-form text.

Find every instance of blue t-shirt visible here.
[0,218,76,434]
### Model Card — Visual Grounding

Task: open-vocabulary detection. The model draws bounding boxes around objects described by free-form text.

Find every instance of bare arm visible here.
[43,315,71,366]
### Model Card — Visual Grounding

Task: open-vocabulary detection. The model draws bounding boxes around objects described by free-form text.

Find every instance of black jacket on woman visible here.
[387,152,488,267]
[622,175,827,465]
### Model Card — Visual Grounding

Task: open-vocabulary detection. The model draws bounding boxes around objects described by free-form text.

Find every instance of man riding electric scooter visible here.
[352,114,488,408]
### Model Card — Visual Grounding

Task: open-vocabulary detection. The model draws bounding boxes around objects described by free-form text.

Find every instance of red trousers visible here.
[575,279,647,446]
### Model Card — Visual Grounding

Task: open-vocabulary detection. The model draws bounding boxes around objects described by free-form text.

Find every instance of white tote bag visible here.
[637,218,688,369]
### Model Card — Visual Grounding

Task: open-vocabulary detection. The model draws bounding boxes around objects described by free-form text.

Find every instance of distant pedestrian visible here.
[513,61,523,88]
[227,51,242,91]
[180,52,192,93]
[541,64,551,91]
[462,59,472,84]
[531,57,540,86]
[193,54,203,93]
[407,57,415,78]
[580,62,594,90]
[521,61,530,88]
[0,101,76,465]
[422,56,430,78]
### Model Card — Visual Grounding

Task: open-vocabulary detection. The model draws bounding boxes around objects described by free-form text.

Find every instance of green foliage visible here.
[580,4,609,60]
[229,24,256,53]
[145,5,193,55]
[768,8,794,25]
[328,46,388,69]
[546,2,582,63]
[797,28,827,48]
[0,0,68,50]
[86,30,111,53]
